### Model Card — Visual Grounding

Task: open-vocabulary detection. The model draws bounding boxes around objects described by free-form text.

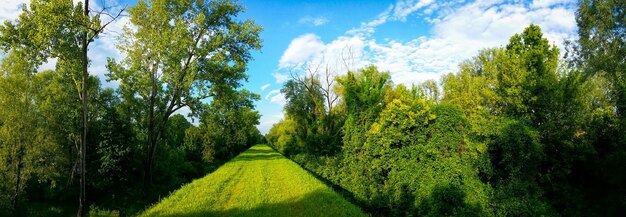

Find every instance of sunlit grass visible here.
[139,144,367,217]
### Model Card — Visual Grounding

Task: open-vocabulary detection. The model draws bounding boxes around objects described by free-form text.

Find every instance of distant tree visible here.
[418,79,440,102]
[266,118,300,155]
[199,90,261,161]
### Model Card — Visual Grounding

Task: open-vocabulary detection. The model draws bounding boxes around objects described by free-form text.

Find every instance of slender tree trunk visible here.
[145,112,168,190]
[144,63,158,189]
[11,142,24,213]
[144,121,155,189]
[78,0,89,216]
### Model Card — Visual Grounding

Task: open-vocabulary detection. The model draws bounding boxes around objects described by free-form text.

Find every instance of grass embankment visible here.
[139,144,366,217]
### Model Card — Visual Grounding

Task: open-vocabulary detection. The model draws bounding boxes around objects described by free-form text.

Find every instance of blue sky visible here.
[1,0,578,134]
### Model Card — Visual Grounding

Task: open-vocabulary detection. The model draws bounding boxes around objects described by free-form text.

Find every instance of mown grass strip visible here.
[139,144,367,217]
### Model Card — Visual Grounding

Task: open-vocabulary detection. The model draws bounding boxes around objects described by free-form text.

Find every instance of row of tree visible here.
[0,0,263,216]
[267,1,625,216]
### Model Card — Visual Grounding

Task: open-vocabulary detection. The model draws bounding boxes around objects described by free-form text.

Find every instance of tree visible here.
[336,65,392,154]
[91,88,135,204]
[200,90,261,161]
[0,0,125,215]
[572,1,626,214]
[442,48,502,139]
[284,62,344,156]
[266,117,300,155]
[107,0,262,188]
[418,79,440,102]
[574,0,626,124]
[499,24,560,126]
[282,78,328,155]
[0,52,64,215]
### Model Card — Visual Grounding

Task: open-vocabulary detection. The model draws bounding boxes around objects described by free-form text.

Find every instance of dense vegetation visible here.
[140,145,366,217]
[267,1,626,216]
[0,0,263,216]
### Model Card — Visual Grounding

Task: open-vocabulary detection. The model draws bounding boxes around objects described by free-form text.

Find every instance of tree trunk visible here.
[144,112,168,190]
[77,0,89,216]
[11,142,25,213]
[143,62,158,189]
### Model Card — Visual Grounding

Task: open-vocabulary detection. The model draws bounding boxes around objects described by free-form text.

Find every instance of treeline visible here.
[0,0,262,216]
[267,1,625,216]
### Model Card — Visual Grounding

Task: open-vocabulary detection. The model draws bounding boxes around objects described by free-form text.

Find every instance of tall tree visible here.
[574,0,626,123]
[572,1,626,214]
[107,0,262,187]
[336,65,392,153]
[0,52,64,215]
[0,0,125,215]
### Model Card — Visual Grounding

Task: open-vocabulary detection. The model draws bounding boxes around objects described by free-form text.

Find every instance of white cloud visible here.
[279,33,326,68]
[272,72,289,83]
[347,0,434,37]
[264,89,286,107]
[260,83,271,91]
[257,112,284,134]
[531,0,572,9]
[270,93,286,106]
[0,0,28,21]
[298,16,329,26]
[278,0,578,88]
[392,0,434,21]
[265,89,280,100]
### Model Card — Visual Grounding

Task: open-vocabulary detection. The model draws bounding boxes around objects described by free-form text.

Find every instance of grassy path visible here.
[139,145,367,217]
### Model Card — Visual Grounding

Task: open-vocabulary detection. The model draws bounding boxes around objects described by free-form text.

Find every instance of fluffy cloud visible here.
[272,72,289,83]
[278,33,326,68]
[298,16,329,26]
[278,0,578,87]
[0,0,29,21]
[270,93,286,106]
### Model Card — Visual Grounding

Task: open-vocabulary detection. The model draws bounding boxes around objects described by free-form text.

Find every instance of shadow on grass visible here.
[146,189,366,217]
[229,153,283,162]
[240,147,277,155]
[229,145,285,162]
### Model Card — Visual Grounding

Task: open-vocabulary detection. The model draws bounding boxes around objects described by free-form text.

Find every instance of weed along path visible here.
[140,145,367,217]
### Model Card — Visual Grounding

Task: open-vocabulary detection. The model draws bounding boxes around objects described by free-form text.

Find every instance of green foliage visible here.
[0,0,264,215]
[266,117,301,156]
[0,52,65,215]
[195,90,262,162]
[107,0,263,187]
[337,65,392,155]
[442,48,501,131]
[569,1,626,214]
[269,22,626,217]
[488,119,555,216]
[575,0,626,121]
[279,73,344,156]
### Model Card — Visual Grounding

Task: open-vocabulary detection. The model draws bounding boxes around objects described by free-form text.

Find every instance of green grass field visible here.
[139,145,367,217]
